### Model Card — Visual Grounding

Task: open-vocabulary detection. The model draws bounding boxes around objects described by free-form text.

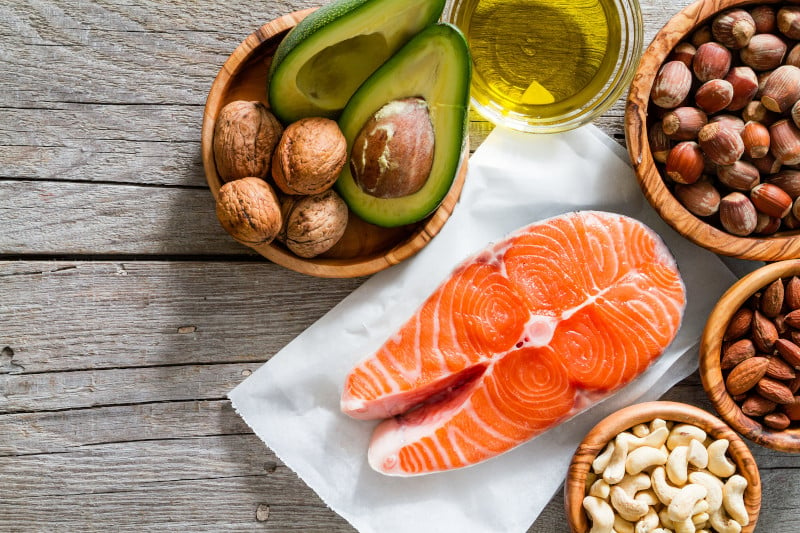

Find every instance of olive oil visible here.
[448,0,623,130]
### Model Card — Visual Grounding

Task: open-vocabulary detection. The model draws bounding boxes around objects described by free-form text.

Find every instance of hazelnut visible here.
[272,117,347,195]
[661,107,707,140]
[778,6,800,39]
[279,189,349,258]
[215,177,282,246]
[668,42,697,67]
[693,42,732,81]
[755,212,782,235]
[742,100,779,126]
[712,9,757,49]
[761,65,800,113]
[751,5,777,33]
[768,170,800,199]
[350,97,435,198]
[674,179,721,217]
[793,100,800,129]
[752,152,783,175]
[649,121,672,163]
[213,100,283,183]
[725,66,759,111]
[717,160,761,191]
[741,120,771,159]
[770,119,800,165]
[751,182,793,218]
[666,141,705,184]
[787,43,800,67]
[740,33,788,71]
[719,191,758,236]
[651,61,693,109]
[695,79,734,114]
[691,25,714,47]
[698,122,745,166]
[710,113,746,134]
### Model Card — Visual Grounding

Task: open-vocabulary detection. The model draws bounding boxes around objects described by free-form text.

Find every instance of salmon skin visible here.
[341,211,686,476]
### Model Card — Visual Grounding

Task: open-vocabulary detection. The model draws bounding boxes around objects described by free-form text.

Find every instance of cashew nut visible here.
[668,484,708,522]
[633,423,652,438]
[688,471,724,513]
[611,485,650,522]
[687,439,709,470]
[594,440,616,474]
[651,529,673,533]
[666,424,707,450]
[673,518,696,533]
[635,488,660,507]
[589,478,611,500]
[651,466,681,505]
[615,514,635,533]
[604,436,629,484]
[617,472,651,496]
[707,439,736,478]
[626,446,668,475]
[635,507,659,533]
[692,511,710,527]
[583,495,615,533]
[692,499,709,516]
[650,418,669,432]
[709,508,742,533]
[658,508,677,530]
[666,445,689,486]
[722,474,749,526]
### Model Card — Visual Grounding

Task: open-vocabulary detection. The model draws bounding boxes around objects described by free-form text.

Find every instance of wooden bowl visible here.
[200,10,468,278]
[625,0,800,261]
[565,401,761,533]
[700,259,800,452]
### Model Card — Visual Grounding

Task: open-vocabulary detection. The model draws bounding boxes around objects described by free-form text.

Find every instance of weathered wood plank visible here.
[0,261,361,373]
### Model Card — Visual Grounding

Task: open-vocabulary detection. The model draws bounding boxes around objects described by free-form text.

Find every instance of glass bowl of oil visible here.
[444,0,643,134]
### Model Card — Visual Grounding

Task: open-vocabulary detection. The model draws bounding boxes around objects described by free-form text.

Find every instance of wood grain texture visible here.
[700,260,800,452]
[3,0,800,532]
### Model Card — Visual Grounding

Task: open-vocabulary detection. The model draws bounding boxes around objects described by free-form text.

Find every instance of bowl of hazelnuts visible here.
[626,0,800,260]
[200,9,468,278]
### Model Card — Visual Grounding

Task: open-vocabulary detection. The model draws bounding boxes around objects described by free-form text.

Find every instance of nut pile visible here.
[584,419,749,533]
[721,275,800,430]
[212,100,349,258]
[650,4,800,237]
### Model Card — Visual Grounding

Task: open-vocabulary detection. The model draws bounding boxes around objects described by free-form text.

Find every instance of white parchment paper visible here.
[229,124,739,533]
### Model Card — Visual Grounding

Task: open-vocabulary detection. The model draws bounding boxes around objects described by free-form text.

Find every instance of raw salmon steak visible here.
[341,211,686,476]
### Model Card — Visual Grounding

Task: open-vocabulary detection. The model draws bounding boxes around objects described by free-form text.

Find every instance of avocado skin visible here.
[335,23,471,228]
[268,0,446,124]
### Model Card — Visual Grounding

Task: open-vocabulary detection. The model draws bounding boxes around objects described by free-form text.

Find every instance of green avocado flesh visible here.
[268,0,445,124]
[335,23,471,228]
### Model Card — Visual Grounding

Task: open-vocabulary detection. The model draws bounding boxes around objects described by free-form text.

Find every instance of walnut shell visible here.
[272,117,347,195]
[279,189,348,258]
[213,101,283,183]
[350,97,435,199]
[216,177,282,246]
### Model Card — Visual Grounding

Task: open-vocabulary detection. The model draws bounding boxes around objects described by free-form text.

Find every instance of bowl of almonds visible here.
[626,0,800,260]
[565,401,761,533]
[700,259,800,452]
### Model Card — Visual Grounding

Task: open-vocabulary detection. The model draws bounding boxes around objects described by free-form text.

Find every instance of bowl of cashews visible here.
[564,401,761,533]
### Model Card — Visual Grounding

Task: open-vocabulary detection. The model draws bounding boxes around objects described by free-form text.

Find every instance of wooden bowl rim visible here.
[200,9,468,278]
[700,259,800,452]
[624,0,800,261]
[564,400,761,533]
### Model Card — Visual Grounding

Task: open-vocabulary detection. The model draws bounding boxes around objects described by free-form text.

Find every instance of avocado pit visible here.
[350,97,435,199]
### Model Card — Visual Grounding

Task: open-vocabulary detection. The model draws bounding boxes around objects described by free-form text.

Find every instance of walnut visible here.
[279,189,348,258]
[215,177,282,246]
[272,117,347,195]
[350,97,435,198]
[213,100,283,183]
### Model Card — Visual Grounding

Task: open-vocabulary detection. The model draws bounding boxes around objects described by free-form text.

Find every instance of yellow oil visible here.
[449,0,621,126]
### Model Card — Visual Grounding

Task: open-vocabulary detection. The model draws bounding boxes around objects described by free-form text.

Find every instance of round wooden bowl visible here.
[700,259,800,452]
[625,0,800,261]
[200,9,468,278]
[565,401,761,533]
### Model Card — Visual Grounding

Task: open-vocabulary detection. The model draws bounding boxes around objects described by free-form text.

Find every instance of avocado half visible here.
[268,0,446,124]
[335,23,471,228]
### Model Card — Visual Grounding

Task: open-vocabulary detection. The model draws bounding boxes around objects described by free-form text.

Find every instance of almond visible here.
[767,356,797,381]
[756,377,796,404]
[785,308,800,328]
[721,338,757,369]
[761,278,786,317]
[763,412,791,430]
[787,276,800,310]
[782,395,800,420]
[726,356,770,395]
[752,309,779,352]
[775,338,800,369]
[741,393,778,417]
[724,307,754,340]
[789,375,800,394]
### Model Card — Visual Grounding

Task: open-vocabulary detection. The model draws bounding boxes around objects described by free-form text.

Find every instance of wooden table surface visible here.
[2,1,799,531]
